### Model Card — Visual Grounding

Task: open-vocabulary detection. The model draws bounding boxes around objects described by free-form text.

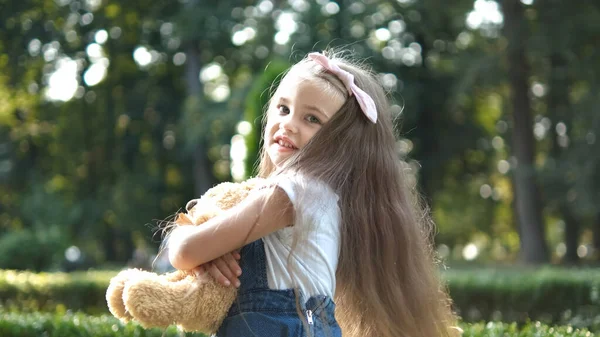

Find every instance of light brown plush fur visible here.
[106,178,264,333]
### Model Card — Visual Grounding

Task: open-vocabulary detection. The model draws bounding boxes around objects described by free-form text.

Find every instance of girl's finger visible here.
[223,253,242,277]
[213,258,238,286]
[208,262,231,287]
[192,265,205,278]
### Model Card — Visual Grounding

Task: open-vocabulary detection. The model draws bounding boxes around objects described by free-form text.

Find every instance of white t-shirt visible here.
[261,173,341,298]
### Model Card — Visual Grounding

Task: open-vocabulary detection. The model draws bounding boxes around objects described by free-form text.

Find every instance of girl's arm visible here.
[168,186,294,271]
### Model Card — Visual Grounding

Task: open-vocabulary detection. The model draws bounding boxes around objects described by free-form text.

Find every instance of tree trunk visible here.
[542,0,579,264]
[562,204,580,264]
[186,46,214,196]
[593,212,600,262]
[412,31,440,204]
[548,54,579,264]
[103,226,117,262]
[185,0,215,196]
[502,0,548,264]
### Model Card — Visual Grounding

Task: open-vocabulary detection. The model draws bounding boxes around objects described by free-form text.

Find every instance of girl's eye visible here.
[306,115,321,124]
[277,105,290,114]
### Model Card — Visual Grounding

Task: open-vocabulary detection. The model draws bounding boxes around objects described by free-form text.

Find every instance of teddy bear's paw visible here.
[176,279,238,333]
[106,269,145,322]
[122,276,186,329]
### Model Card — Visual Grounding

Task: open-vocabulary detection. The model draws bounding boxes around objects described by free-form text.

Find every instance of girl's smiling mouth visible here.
[274,135,298,151]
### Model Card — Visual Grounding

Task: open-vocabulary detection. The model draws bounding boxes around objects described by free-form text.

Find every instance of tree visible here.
[501,0,548,263]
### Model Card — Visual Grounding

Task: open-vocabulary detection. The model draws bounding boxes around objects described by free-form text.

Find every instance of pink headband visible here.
[307,52,377,124]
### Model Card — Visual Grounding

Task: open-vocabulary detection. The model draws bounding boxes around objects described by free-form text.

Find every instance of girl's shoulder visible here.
[263,172,339,204]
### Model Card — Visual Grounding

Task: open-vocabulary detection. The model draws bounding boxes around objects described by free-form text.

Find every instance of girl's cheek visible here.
[265,119,275,131]
[265,114,280,129]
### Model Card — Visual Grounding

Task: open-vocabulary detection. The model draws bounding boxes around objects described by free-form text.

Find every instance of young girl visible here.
[168,50,458,337]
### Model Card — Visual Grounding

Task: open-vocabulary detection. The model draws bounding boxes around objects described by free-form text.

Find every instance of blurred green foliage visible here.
[2,268,600,331]
[0,310,206,337]
[461,321,594,337]
[0,310,595,337]
[0,0,599,269]
[0,227,68,271]
[0,270,114,315]
[446,267,600,330]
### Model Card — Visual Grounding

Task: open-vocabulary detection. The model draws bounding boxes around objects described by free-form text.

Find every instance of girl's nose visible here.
[280,113,299,133]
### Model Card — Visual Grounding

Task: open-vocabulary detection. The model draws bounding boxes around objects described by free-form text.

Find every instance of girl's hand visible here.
[193,251,242,288]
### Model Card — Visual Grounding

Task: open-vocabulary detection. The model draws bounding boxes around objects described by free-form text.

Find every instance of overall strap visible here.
[237,239,270,291]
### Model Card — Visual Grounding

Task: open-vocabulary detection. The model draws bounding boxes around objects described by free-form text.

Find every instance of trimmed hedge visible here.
[0,270,113,314]
[461,321,594,337]
[0,310,206,337]
[1,268,600,329]
[0,311,595,337]
[446,268,600,328]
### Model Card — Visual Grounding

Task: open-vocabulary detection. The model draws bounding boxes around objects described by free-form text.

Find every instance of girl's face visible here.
[265,72,345,168]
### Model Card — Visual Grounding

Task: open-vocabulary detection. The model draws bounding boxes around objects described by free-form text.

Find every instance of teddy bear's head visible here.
[174,178,265,227]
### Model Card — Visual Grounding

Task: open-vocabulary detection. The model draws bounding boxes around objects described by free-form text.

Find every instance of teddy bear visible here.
[105,178,264,333]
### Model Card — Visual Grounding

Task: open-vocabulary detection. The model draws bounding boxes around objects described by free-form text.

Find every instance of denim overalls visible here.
[216,239,342,337]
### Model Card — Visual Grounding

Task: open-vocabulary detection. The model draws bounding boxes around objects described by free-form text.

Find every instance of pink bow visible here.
[308,52,378,124]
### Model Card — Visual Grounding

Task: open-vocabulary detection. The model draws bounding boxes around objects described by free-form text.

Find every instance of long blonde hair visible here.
[257,50,458,337]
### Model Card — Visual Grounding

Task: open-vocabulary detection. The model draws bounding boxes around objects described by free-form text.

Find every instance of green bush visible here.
[0,228,68,272]
[0,270,114,314]
[0,310,595,337]
[460,321,594,337]
[445,267,600,329]
[0,310,206,337]
[2,268,600,331]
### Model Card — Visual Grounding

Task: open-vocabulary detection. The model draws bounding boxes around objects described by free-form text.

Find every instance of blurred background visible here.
[1,0,600,335]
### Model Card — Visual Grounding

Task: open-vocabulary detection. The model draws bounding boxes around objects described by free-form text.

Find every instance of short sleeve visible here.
[261,172,341,297]
[268,173,339,230]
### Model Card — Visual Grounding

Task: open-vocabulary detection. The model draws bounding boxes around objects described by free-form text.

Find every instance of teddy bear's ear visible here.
[241,177,261,190]
[175,212,194,225]
[185,199,199,212]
